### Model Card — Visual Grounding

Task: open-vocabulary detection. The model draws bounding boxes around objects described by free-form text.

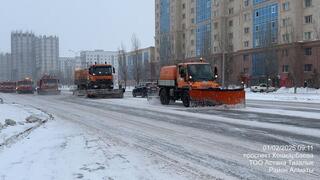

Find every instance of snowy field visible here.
[0,91,319,180]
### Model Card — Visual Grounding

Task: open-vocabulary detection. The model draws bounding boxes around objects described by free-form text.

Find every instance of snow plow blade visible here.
[86,89,124,98]
[189,88,245,106]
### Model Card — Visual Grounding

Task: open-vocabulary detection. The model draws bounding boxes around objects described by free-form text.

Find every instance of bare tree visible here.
[131,33,141,85]
[118,43,128,88]
[283,17,301,92]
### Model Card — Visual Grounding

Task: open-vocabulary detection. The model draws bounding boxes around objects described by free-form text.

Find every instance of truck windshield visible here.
[187,64,214,81]
[18,81,32,86]
[92,66,112,76]
[43,79,58,85]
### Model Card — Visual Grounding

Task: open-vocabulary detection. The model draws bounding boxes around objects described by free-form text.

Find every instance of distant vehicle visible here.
[74,64,124,98]
[16,78,34,94]
[0,81,16,93]
[132,82,157,98]
[250,83,276,93]
[37,75,61,95]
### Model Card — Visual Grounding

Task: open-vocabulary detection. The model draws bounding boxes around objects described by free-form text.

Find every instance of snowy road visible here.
[1,92,319,180]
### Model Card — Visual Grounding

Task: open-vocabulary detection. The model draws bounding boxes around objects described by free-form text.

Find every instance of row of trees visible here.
[118,33,155,87]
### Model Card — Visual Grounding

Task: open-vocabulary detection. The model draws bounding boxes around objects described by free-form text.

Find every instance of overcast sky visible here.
[0,0,155,56]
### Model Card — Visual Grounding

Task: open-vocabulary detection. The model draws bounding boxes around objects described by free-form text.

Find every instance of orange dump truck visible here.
[74,64,124,98]
[158,60,245,107]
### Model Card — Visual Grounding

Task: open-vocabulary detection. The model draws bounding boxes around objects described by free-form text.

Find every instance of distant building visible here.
[11,31,60,81]
[11,31,36,80]
[120,47,155,84]
[35,36,59,78]
[80,50,119,70]
[58,57,77,85]
[0,53,12,81]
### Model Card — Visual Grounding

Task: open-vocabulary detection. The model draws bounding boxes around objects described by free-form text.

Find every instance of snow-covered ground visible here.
[0,92,319,180]
[0,103,50,146]
[0,119,186,180]
[246,87,320,103]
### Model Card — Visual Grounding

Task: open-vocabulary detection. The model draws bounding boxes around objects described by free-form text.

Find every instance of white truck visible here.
[250,83,276,93]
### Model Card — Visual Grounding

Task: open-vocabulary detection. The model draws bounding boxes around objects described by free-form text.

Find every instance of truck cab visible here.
[16,78,34,94]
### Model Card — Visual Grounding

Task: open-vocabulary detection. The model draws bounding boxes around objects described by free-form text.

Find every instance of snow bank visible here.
[246,88,320,103]
[0,104,50,146]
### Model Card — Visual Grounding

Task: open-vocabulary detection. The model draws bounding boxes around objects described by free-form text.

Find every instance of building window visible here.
[271,5,277,13]
[282,33,290,42]
[229,33,233,39]
[305,15,312,24]
[229,8,234,15]
[282,18,289,27]
[304,32,312,40]
[282,2,289,11]
[255,25,259,32]
[304,0,312,8]
[282,65,289,73]
[244,0,249,6]
[304,64,312,72]
[229,20,233,27]
[244,27,250,34]
[304,48,312,56]
[244,41,249,47]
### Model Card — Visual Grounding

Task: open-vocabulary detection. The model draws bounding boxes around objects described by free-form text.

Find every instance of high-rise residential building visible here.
[11,31,60,81]
[35,35,59,78]
[155,0,320,87]
[0,53,12,81]
[11,31,36,80]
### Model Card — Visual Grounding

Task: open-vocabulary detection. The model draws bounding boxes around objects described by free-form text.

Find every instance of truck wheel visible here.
[182,92,190,107]
[160,89,170,105]
[132,92,137,97]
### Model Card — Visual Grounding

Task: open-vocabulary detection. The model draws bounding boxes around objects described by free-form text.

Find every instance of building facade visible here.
[80,50,118,70]
[58,57,78,85]
[11,31,36,80]
[35,36,59,78]
[155,0,320,87]
[11,31,60,81]
[122,47,156,84]
[0,53,12,81]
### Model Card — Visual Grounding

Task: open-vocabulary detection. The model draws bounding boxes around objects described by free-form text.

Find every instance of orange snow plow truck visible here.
[158,60,245,107]
[74,64,124,98]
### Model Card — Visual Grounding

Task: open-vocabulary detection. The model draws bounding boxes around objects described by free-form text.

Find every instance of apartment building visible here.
[11,31,60,81]
[11,31,36,80]
[80,50,118,70]
[0,53,12,81]
[35,35,59,78]
[155,0,320,87]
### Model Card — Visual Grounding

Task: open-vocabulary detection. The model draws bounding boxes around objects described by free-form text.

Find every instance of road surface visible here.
[1,92,319,180]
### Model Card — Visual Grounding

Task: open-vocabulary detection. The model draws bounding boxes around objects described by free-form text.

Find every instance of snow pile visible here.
[246,88,320,103]
[275,87,320,94]
[59,85,76,92]
[0,104,50,146]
